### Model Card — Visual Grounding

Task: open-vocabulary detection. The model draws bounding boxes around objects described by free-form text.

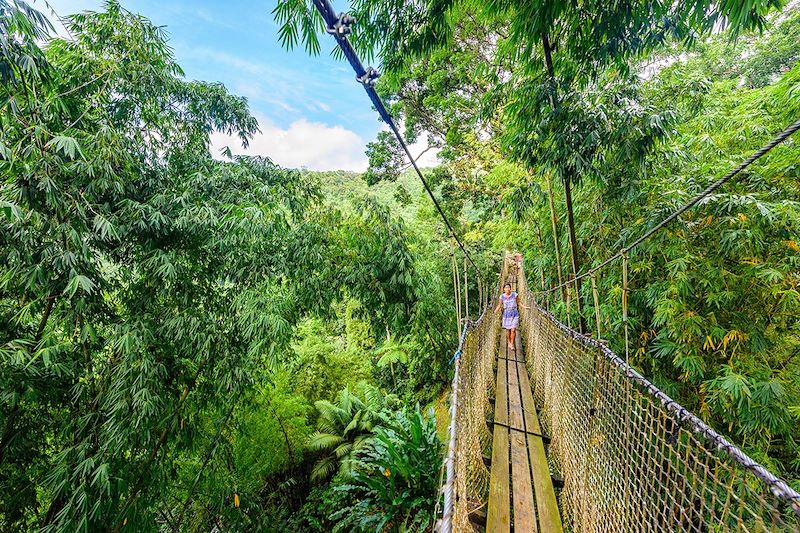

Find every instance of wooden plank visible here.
[511,429,537,533]
[508,356,519,386]
[495,357,508,426]
[488,322,563,533]
[507,359,525,431]
[514,331,524,362]
[527,434,563,533]
[486,426,511,532]
[517,361,542,435]
[501,329,518,361]
[501,328,521,362]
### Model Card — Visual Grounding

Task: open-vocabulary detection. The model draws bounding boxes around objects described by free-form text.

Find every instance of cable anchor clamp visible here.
[326,12,355,35]
[357,67,380,87]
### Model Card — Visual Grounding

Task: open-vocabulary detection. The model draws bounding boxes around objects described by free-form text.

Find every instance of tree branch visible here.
[173,398,239,532]
[111,360,209,532]
[399,145,435,172]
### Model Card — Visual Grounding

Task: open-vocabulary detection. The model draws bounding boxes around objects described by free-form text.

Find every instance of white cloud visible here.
[211,115,368,171]
[212,116,441,172]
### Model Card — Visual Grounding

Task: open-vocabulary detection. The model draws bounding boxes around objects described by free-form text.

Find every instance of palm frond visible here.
[308,431,343,451]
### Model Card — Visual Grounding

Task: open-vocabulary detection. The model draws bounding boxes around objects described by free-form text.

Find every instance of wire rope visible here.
[537,117,800,294]
[309,0,483,277]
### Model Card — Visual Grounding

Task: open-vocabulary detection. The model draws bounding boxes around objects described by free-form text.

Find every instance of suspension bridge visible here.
[304,0,800,530]
[437,258,800,532]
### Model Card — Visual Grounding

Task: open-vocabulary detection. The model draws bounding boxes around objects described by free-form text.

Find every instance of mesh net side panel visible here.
[517,266,800,533]
[450,262,505,531]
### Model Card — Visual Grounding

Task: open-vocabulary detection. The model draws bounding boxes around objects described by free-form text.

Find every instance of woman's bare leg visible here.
[510,328,516,349]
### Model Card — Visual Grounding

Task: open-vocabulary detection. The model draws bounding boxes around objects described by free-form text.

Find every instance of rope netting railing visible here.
[517,265,800,533]
[437,259,507,532]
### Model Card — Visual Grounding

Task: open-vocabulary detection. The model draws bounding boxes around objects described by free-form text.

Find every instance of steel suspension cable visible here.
[309,0,483,278]
[537,116,800,295]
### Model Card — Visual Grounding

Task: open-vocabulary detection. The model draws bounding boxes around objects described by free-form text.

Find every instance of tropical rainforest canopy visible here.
[1,0,799,531]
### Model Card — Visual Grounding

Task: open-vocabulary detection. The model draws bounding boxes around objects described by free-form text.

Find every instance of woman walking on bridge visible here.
[495,283,527,350]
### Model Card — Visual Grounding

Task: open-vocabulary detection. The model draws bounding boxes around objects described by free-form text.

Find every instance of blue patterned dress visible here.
[500,292,519,330]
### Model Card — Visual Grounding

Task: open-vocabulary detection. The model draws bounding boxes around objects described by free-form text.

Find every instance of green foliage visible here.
[0,3,308,529]
[275,0,800,493]
[343,299,375,352]
[364,130,405,185]
[169,373,315,532]
[0,2,460,530]
[0,0,52,85]
[284,475,352,532]
[8,0,798,529]
[375,336,414,368]
[331,405,443,533]
[511,9,800,482]
[277,0,783,75]
[233,373,312,486]
[166,375,311,533]
[308,383,399,482]
[290,318,372,402]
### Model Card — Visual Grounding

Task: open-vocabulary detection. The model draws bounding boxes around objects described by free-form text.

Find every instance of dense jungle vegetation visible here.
[1,0,799,531]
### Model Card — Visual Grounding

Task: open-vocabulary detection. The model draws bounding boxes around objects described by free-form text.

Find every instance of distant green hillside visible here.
[303,168,428,221]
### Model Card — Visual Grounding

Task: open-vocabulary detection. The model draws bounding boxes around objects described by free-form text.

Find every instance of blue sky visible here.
[40,0,436,170]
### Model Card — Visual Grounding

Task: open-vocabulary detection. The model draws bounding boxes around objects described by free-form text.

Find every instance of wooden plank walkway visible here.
[486,327,563,533]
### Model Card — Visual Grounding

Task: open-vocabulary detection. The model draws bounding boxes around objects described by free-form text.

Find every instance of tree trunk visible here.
[542,33,586,332]
[533,222,547,290]
[545,173,565,304]
[562,173,586,333]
